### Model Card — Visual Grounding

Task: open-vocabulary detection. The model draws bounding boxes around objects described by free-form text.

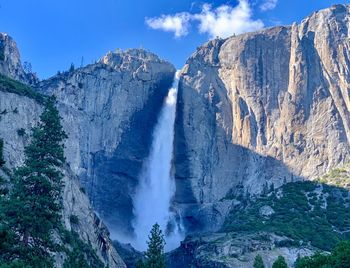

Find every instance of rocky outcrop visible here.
[175,4,350,232]
[0,33,37,84]
[60,167,126,268]
[39,49,176,235]
[167,232,315,268]
[0,90,125,267]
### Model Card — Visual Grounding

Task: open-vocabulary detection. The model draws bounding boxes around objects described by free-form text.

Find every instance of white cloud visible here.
[194,0,264,38]
[145,0,264,39]
[260,0,278,11]
[145,12,191,38]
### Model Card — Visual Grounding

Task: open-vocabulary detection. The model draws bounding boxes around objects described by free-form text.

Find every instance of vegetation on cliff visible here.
[296,241,350,268]
[0,74,44,103]
[272,256,288,268]
[0,97,103,267]
[253,254,265,268]
[224,179,350,251]
[318,164,350,190]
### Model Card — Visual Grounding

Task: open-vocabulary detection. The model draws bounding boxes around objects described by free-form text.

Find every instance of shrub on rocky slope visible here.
[224,178,350,251]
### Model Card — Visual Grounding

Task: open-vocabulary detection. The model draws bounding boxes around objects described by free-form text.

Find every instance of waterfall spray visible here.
[132,71,183,252]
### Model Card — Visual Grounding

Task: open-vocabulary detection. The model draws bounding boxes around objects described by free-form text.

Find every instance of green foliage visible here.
[135,259,146,268]
[63,247,90,268]
[272,256,288,268]
[331,241,350,267]
[0,97,67,266]
[0,176,8,196]
[223,181,350,250]
[0,96,104,267]
[295,253,330,268]
[0,260,32,268]
[0,74,45,103]
[275,239,300,248]
[0,96,105,267]
[296,241,350,268]
[318,164,350,189]
[140,223,166,268]
[61,230,104,268]
[253,254,265,268]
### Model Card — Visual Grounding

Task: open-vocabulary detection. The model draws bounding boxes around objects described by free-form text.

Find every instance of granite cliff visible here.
[0,33,174,267]
[1,3,350,268]
[0,33,37,84]
[0,35,127,267]
[38,49,175,235]
[174,3,350,232]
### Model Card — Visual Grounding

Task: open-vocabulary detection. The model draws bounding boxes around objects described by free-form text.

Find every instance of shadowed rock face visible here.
[0,45,175,266]
[175,4,350,232]
[39,49,176,234]
[0,91,126,268]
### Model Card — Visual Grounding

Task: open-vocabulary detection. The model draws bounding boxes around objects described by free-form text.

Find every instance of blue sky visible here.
[0,0,348,79]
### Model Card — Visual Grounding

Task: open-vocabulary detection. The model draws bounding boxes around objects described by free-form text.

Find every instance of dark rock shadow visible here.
[86,75,174,235]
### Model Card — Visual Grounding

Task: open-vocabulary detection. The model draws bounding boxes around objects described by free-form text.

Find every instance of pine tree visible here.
[295,240,350,268]
[135,259,146,268]
[143,223,166,268]
[69,63,75,72]
[254,254,265,268]
[63,248,90,268]
[272,256,288,268]
[1,96,67,267]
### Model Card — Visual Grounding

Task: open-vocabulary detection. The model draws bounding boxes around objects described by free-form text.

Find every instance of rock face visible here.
[167,232,315,268]
[2,4,350,266]
[0,33,37,84]
[0,91,125,267]
[60,167,127,268]
[39,49,176,235]
[175,4,350,232]
[0,33,175,264]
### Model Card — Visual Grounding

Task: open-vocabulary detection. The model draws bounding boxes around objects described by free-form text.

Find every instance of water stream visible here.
[132,71,183,252]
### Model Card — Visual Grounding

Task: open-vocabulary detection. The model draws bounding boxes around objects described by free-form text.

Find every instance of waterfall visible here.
[132,71,183,252]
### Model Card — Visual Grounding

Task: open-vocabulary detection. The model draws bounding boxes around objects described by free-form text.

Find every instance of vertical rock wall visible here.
[175,4,350,231]
[39,49,176,234]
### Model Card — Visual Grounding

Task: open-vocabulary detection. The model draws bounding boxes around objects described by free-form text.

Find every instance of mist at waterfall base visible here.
[131,72,184,252]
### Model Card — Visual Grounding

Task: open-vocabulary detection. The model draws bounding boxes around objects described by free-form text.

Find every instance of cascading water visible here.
[132,71,183,252]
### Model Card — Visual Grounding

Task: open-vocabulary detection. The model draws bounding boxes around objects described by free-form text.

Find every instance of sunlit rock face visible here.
[0,33,37,84]
[175,4,350,232]
[39,49,176,235]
